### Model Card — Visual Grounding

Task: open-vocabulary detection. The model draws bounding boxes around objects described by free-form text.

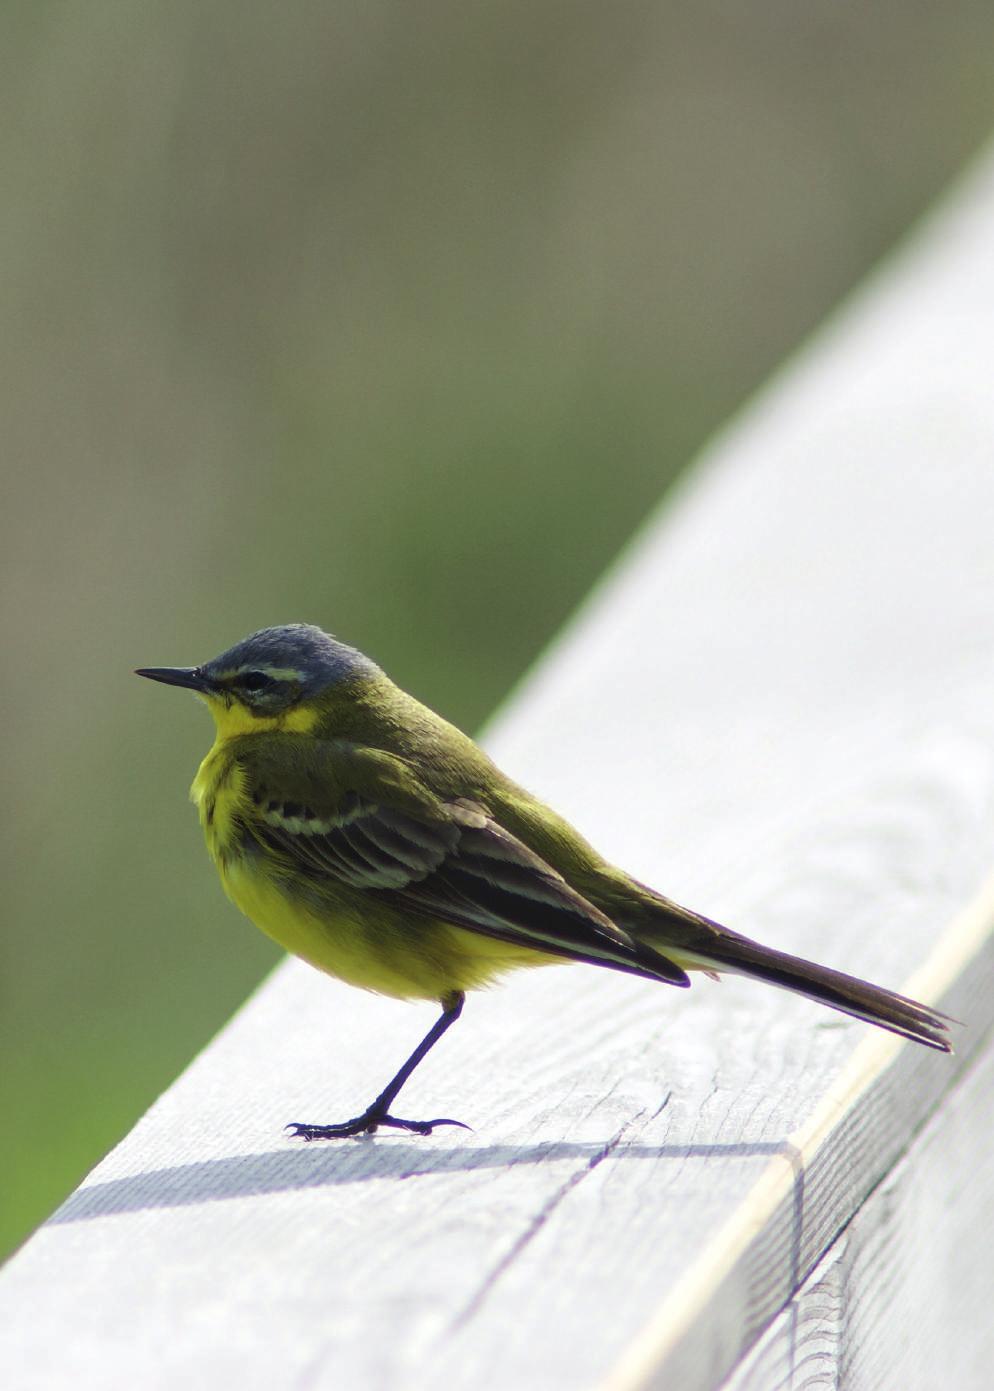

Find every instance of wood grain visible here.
[722,1041,994,1391]
[5,146,994,1391]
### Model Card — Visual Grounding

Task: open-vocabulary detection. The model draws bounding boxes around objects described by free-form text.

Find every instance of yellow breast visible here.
[187,732,420,995]
[188,719,560,1003]
[190,737,249,864]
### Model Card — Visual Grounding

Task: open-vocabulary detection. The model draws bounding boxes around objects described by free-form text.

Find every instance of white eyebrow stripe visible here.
[216,665,305,682]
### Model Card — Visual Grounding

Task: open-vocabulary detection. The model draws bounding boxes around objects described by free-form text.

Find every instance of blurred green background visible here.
[3,1,994,1259]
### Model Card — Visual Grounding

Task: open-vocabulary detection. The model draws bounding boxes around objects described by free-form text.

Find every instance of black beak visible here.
[134,666,211,693]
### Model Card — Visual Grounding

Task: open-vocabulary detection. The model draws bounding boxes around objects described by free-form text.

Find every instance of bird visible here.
[136,623,951,1140]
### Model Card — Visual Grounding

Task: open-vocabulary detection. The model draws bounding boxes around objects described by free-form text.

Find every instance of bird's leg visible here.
[286,992,469,1140]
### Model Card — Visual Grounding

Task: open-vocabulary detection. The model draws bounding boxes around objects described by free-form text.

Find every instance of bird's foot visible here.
[286,1110,470,1141]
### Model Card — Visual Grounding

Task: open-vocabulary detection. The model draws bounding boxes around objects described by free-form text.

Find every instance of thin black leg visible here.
[286,992,468,1140]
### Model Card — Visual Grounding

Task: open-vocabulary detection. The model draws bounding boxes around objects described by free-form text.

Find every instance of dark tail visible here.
[690,930,952,1051]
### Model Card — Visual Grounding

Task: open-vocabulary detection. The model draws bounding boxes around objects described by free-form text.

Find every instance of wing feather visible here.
[243,767,688,986]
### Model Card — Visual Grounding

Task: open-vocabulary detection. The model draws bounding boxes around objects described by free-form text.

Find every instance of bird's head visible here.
[136,624,379,736]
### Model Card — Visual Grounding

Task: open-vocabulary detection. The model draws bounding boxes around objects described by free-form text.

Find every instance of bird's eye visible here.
[240,671,271,692]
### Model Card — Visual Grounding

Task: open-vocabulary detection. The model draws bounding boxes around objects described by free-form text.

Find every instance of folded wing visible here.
[242,745,689,987]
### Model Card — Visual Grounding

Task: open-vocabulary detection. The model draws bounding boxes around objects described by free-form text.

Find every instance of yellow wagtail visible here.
[137,624,951,1139]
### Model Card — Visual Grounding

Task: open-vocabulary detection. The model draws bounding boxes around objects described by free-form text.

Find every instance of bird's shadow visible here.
[49,1135,803,1226]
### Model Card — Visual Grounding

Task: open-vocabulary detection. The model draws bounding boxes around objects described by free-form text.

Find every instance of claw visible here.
[285,1112,471,1141]
[285,1120,371,1141]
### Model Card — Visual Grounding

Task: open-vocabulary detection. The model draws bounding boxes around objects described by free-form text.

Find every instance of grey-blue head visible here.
[136,624,380,716]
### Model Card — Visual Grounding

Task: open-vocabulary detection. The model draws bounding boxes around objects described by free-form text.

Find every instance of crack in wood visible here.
[446,1094,672,1337]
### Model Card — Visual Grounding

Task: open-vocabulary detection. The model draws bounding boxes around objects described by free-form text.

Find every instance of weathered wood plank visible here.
[721,1039,994,1391]
[5,148,994,1390]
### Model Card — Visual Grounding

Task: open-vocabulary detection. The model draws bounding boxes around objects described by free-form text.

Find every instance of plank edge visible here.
[598,867,994,1391]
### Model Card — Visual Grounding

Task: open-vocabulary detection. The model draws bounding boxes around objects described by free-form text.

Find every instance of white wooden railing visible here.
[5,147,994,1391]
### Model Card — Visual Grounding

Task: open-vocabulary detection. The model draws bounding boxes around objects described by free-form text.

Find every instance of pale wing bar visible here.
[248,792,690,987]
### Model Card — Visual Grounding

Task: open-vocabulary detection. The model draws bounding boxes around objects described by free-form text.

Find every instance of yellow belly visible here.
[220,851,555,1002]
